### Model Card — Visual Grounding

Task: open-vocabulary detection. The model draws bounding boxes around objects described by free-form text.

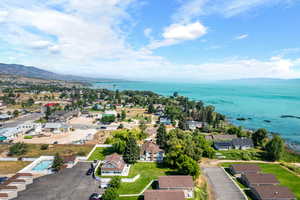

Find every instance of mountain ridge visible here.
[0,63,123,83]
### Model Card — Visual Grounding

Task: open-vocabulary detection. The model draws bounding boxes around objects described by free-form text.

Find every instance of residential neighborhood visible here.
[0,80,299,200]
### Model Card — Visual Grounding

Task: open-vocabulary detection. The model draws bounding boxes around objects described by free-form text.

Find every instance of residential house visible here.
[230,164,260,177]
[103,110,117,117]
[144,190,185,200]
[43,123,70,133]
[213,137,254,150]
[232,138,254,150]
[159,117,171,125]
[214,141,233,150]
[101,153,127,176]
[48,110,80,123]
[241,173,279,187]
[0,114,12,121]
[0,122,40,140]
[251,186,296,200]
[186,121,204,130]
[158,176,194,198]
[140,141,164,162]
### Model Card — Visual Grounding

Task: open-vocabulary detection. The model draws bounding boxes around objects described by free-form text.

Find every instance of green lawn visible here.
[119,197,142,200]
[220,162,300,200]
[87,147,114,161]
[117,162,178,195]
[216,149,264,160]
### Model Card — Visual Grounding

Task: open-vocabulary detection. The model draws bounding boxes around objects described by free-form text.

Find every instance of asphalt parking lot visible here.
[13,162,104,200]
[203,167,246,200]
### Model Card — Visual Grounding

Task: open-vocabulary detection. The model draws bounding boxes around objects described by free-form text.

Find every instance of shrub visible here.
[109,176,121,189]
[9,143,28,156]
[77,151,86,156]
[24,135,33,139]
[52,153,64,172]
[40,144,49,150]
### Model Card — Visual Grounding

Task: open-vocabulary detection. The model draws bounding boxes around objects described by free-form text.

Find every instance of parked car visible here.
[89,193,101,200]
[86,168,93,176]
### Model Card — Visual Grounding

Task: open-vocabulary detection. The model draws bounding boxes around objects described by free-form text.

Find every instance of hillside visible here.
[0,63,120,82]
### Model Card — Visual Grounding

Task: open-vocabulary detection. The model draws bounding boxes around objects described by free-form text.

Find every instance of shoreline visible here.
[91,82,300,152]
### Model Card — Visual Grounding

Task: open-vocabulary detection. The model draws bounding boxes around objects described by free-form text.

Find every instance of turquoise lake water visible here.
[93,79,300,149]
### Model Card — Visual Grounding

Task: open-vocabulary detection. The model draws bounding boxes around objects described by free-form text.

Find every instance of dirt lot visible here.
[0,144,94,158]
[0,161,31,175]
[14,129,98,144]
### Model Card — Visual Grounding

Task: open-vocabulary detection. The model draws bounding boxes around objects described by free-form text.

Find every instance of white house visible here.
[140,141,164,162]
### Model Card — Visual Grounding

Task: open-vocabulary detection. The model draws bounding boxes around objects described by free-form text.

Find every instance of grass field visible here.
[221,162,300,200]
[87,147,114,161]
[0,161,31,174]
[216,149,263,160]
[117,162,178,195]
[0,144,94,158]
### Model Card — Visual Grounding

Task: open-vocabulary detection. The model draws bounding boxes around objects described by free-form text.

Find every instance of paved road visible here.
[13,162,104,200]
[203,167,246,200]
[1,113,42,128]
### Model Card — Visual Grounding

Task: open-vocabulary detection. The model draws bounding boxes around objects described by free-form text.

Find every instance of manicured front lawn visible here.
[117,162,178,195]
[220,162,300,199]
[87,147,114,161]
[216,149,264,160]
[0,161,31,174]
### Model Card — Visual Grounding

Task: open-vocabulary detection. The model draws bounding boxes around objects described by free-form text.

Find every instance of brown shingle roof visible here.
[0,185,18,190]
[2,178,26,185]
[10,173,33,179]
[102,153,125,172]
[252,186,295,199]
[230,164,260,173]
[243,173,279,185]
[158,176,194,189]
[144,190,185,200]
[141,141,164,154]
[0,193,8,198]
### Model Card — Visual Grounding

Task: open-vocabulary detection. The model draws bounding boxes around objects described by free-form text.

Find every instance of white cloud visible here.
[163,22,207,40]
[235,34,248,40]
[0,10,8,22]
[30,40,52,49]
[144,28,152,38]
[172,0,296,20]
[0,0,299,81]
[148,22,207,49]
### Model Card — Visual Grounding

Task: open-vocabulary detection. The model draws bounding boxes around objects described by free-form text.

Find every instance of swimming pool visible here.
[32,160,53,171]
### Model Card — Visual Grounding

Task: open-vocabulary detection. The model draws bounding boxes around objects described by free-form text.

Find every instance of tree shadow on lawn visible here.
[155,162,181,175]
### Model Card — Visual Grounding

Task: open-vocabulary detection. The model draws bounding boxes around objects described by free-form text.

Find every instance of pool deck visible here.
[19,156,54,175]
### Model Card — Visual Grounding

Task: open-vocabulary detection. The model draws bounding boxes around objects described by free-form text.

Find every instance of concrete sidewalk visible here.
[203,166,246,200]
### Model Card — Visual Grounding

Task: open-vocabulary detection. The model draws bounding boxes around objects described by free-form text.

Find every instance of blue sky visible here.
[0,0,300,81]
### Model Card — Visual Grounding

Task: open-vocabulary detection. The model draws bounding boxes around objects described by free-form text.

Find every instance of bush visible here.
[77,151,86,156]
[102,187,119,200]
[52,153,64,172]
[24,135,33,139]
[9,143,28,156]
[110,176,121,189]
[40,144,49,150]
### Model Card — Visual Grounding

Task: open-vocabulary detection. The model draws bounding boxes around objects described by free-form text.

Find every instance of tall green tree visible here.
[177,155,200,178]
[102,187,119,200]
[252,128,268,146]
[123,136,140,164]
[121,110,126,121]
[109,176,121,189]
[265,134,284,161]
[156,123,167,149]
[52,153,64,172]
[147,103,155,113]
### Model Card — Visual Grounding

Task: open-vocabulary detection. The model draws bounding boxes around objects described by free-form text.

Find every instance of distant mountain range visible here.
[0,63,121,83]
